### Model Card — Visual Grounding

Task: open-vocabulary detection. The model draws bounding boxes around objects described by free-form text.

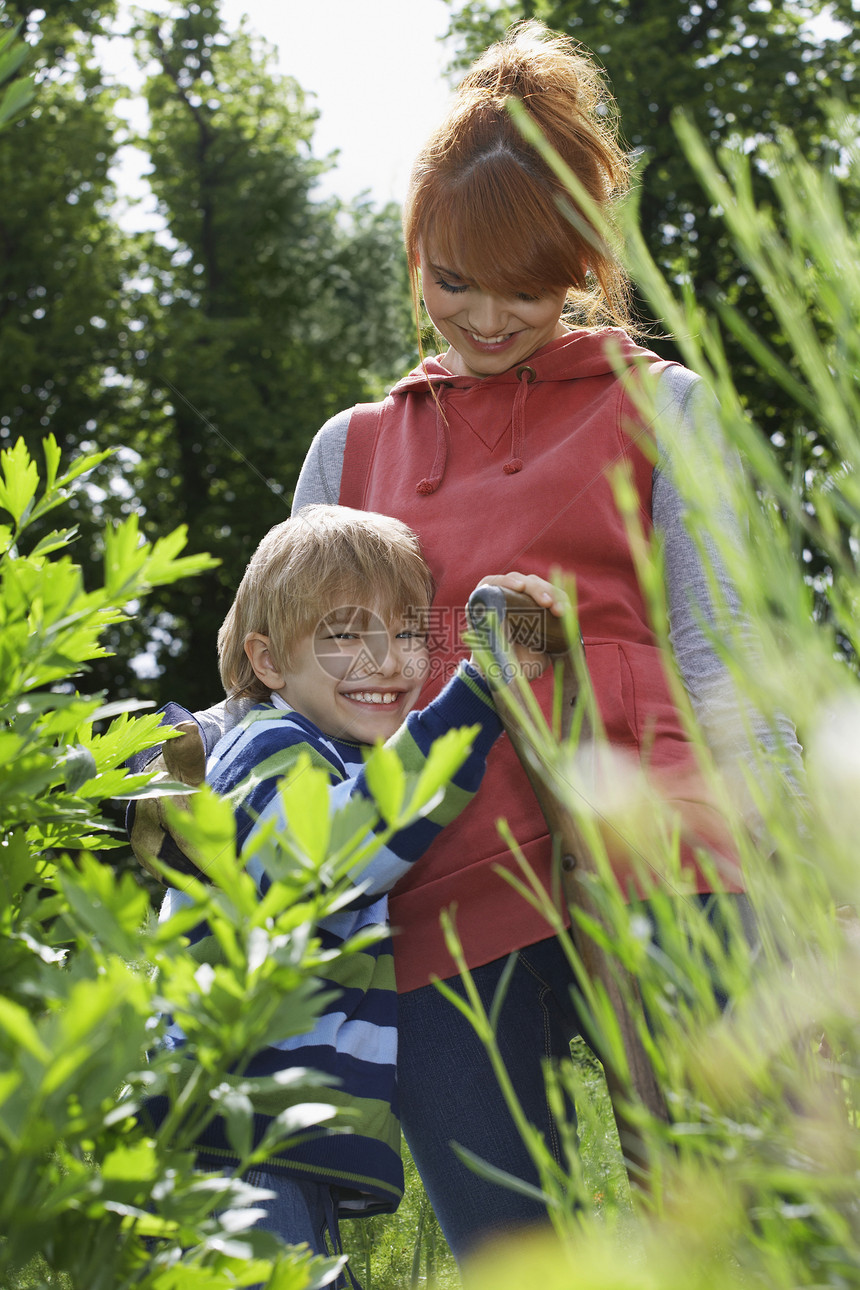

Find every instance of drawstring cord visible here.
[504,364,535,475]
[416,386,451,495]
[417,364,536,495]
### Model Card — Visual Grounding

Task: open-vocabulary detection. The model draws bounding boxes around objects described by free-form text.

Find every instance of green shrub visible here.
[0,438,475,1289]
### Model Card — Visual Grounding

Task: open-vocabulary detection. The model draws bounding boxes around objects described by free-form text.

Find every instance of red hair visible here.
[403,21,632,327]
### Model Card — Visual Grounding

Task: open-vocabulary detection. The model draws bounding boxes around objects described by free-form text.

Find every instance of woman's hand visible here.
[477,571,569,618]
[467,571,570,682]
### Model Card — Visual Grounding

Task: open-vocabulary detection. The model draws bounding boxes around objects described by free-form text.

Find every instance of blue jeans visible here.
[399,935,582,1260]
[236,1170,359,1289]
[398,897,755,1260]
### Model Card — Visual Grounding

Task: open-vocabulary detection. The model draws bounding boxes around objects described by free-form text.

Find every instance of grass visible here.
[341,1140,460,1290]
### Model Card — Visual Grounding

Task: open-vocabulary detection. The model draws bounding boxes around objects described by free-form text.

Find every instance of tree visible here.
[0,1,416,712]
[0,0,128,467]
[106,4,415,711]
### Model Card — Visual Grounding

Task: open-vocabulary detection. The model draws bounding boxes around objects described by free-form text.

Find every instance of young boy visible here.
[143,504,562,1277]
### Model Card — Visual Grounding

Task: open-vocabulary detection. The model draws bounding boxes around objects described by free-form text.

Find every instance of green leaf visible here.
[0,23,27,64]
[274,754,332,866]
[61,744,98,793]
[267,1253,341,1290]
[41,434,62,493]
[449,1142,555,1207]
[0,68,33,131]
[234,1067,338,1099]
[7,930,67,967]
[363,742,405,827]
[0,439,39,525]
[162,787,251,900]
[53,446,112,492]
[210,1085,255,1162]
[101,1141,158,1184]
[0,831,37,908]
[327,793,378,859]
[29,528,79,559]
[255,981,336,1052]
[0,996,50,1063]
[404,725,477,817]
[89,699,154,723]
[102,516,218,600]
[58,858,151,955]
[257,1101,338,1153]
[114,777,200,801]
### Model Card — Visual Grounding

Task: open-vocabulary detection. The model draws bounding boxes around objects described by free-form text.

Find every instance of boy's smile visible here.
[249,605,430,745]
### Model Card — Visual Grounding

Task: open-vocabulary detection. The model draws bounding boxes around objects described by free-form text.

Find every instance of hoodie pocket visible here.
[583,642,639,748]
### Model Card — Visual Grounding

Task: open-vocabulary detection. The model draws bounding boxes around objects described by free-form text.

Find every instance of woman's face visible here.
[419,248,569,379]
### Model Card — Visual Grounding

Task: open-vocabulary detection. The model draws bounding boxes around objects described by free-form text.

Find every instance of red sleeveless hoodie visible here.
[339,330,740,991]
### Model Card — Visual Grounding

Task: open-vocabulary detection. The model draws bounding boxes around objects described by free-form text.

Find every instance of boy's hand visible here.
[467,572,570,683]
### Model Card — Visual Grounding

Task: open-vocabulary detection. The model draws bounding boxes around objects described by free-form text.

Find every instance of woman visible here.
[292,20,773,1259]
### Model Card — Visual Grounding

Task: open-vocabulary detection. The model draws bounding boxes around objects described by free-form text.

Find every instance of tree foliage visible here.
[0,0,415,712]
[116,5,414,709]
[0,0,127,465]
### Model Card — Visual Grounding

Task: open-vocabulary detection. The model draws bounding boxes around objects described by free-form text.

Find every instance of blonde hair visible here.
[218,505,434,702]
[404,20,632,328]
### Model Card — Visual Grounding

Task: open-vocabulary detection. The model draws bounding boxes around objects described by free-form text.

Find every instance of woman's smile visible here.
[464,329,520,351]
[420,252,568,378]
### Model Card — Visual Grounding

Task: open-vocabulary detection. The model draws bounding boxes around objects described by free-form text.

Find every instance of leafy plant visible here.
[0,438,478,1289]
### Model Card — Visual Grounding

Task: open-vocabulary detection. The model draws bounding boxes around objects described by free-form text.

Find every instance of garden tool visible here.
[467,584,669,1188]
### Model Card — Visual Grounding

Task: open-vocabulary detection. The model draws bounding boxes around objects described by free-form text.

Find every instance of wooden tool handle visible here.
[471,585,570,656]
[471,586,669,1177]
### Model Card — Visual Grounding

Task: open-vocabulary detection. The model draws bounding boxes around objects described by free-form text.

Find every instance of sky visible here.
[107,1,459,227]
[219,0,456,204]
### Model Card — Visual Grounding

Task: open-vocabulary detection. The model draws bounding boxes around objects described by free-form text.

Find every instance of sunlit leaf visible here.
[362,742,405,827]
[0,439,38,525]
[274,754,332,866]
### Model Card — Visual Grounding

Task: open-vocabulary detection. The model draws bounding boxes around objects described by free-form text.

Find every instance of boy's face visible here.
[254,605,430,744]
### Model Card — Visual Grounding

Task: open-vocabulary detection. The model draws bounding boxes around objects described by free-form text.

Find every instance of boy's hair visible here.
[218,505,434,702]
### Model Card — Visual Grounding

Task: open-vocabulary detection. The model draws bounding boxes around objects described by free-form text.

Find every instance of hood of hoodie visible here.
[385,329,664,495]
[391,328,654,395]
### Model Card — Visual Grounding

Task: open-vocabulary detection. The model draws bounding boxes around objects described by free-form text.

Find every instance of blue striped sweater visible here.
[152,661,501,1215]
